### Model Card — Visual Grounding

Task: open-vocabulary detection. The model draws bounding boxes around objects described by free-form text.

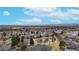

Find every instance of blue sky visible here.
[0,7,79,25]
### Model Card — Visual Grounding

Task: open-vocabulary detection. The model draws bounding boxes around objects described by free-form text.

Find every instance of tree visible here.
[39,34,42,37]
[11,35,17,47]
[21,36,24,43]
[11,35,20,47]
[52,34,54,37]
[59,40,66,47]
[16,35,20,43]
[59,40,66,51]
[2,32,6,41]
[78,33,79,36]
[30,37,34,45]
[10,33,12,36]
[2,32,6,36]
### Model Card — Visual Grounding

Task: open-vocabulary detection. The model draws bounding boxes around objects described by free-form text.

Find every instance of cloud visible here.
[64,9,79,20]
[18,18,42,23]
[26,7,57,13]
[51,20,63,24]
[3,11,10,16]
[15,18,42,25]
[23,7,79,21]
[24,7,57,18]
[13,22,24,25]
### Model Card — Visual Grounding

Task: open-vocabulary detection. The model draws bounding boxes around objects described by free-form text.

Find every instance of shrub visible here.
[21,45,27,51]
[60,46,65,51]
[59,40,66,47]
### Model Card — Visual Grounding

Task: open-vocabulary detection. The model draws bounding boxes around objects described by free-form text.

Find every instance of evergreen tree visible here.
[59,40,66,47]
[21,36,24,43]
[2,32,6,36]
[59,40,66,51]
[30,37,34,45]
[61,31,64,34]
[11,35,17,47]
[2,32,6,41]
[16,35,20,43]
[11,35,20,47]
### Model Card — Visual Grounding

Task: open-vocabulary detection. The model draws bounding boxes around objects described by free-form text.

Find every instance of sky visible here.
[0,7,79,25]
